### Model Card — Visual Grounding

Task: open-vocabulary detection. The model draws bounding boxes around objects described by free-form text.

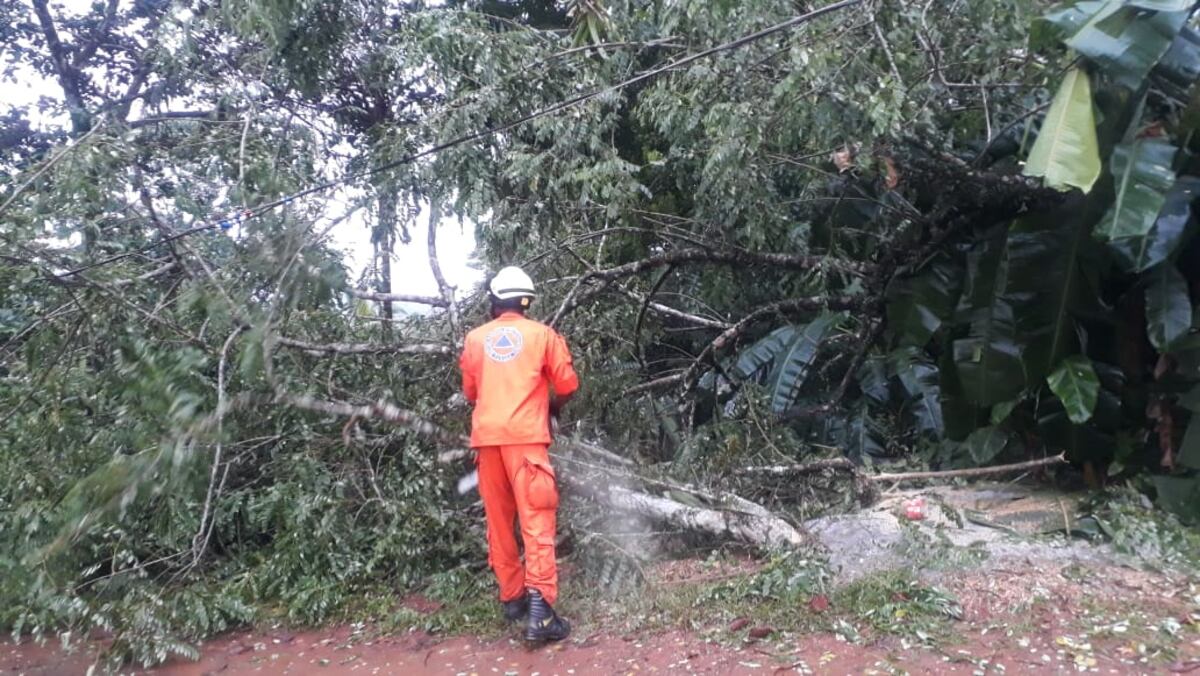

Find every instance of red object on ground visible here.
[903,497,926,520]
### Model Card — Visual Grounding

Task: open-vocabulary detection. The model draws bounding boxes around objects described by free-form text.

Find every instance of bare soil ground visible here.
[4,559,1197,675]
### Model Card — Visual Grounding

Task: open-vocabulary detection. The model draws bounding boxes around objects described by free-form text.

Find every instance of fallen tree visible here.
[280,390,809,551]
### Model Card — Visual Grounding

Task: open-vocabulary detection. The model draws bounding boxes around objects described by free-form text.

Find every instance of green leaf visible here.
[858,357,890,405]
[731,325,799,381]
[1023,67,1102,193]
[1145,263,1192,352]
[890,347,944,437]
[965,426,1012,464]
[1109,177,1199,273]
[767,314,839,413]
[938,347,987,441]
[1067,5,1190,89]
[1154,27,1200,94]
[1037,0,1112,44]
[950,229,1027,407]
[990,399,1019,425]
[1097,138,1176,241]
[1046,355,1101,424]
[1179,416,1200,470]
[886,254,963,347]
[238,327,266,381]
[838,403,887,462]
[1125,0,1195,12]
[1006,213,1105,381]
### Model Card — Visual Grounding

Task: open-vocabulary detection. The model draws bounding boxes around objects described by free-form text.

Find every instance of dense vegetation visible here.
[2,0,1199,667]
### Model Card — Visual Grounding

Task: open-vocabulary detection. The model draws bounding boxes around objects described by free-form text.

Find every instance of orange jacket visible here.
[459,312,580,447]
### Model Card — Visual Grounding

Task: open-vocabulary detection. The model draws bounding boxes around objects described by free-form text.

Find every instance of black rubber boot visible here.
[501,593,529,622]
[524,589,570,642]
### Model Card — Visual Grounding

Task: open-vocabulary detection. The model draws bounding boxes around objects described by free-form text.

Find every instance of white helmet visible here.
[488,266,536,300]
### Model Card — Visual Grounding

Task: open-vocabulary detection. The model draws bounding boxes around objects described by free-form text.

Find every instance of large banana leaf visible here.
[827,403,887,462]
[938,345,988,441]
[766,313,839,412]
[731,325,799,381]
[889,347,944,437]
[1096,138,1177,242]
[1067,4,1191,89]
[1154,27,1200,96]
[1046,354,1100,424]
[697,324,796,395]
[1006,210,1107,381]
[857,356,890,406]
[885,253,963,348]
[1023,67,1102,193]
[950,229,1027,407]
[1037,0,1112,44]
[1145,262,1193,352]
[1128,0,1195,10]
[1127,0,1197,10]
[1109,177,1200,272]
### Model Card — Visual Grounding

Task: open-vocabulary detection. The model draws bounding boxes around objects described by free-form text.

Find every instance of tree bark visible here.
[31,0,91,134]
[564,479,805,550]
[375,190,398,334]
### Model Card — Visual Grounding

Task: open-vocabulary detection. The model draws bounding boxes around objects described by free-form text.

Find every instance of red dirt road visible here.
[4,563,1197,674]
[2,624,1002,676]
[7,618,1196,676]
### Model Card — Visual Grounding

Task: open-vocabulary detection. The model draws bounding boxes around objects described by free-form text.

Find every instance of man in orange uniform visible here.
[459,266,578,642]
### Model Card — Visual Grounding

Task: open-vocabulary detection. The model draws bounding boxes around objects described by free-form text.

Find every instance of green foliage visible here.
[1109,178,1199,272]
[833,572,962,637]
[1081,485,1200,565]
[1023,67,1102,193]
[1099,139,1177,246]
[5,0,1200,666]
[964,426,1015,465]
[1047,355,1101,424]
[698,551,832,606]
[1066,1,1192,89]
[1145,262,1193,352]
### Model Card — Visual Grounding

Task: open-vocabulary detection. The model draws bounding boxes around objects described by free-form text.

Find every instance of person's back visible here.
[458,266,578,643]
[461,313,576,448]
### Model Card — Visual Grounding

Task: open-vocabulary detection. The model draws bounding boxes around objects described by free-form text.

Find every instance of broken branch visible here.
[275,336,452,356]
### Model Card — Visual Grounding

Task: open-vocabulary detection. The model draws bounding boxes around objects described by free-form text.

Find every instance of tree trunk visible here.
[562,476,806,550]
[375,190,398,336]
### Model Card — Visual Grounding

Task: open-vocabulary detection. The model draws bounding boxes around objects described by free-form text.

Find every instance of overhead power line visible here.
[54,0,863,279]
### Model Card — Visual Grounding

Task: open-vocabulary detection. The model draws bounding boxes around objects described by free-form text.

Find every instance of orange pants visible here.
[476,444,559,606]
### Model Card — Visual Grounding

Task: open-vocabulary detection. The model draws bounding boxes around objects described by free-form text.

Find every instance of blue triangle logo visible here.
[495,335,514,349]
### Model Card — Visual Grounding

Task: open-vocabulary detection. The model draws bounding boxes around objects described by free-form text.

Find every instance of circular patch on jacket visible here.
[484,326,524,362]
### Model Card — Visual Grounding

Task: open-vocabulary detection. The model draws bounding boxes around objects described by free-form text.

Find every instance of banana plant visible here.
[699,313,842,415]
